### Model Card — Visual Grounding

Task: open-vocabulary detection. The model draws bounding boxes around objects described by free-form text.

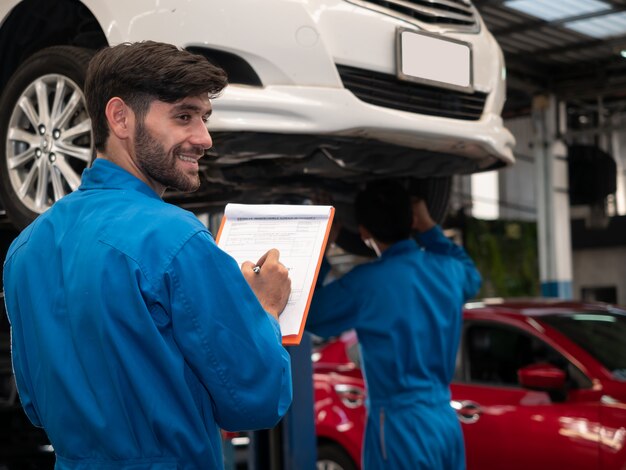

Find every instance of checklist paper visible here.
[215,203,335,345]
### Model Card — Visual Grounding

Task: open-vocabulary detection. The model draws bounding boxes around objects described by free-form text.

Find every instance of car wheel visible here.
[0,46,95,228]
[410,175,453,225]
[335,176,452,256]
[316,442,357,470]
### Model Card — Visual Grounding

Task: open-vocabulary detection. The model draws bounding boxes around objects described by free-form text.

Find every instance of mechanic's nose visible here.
[193,121,213,150]
[202,130,213,150]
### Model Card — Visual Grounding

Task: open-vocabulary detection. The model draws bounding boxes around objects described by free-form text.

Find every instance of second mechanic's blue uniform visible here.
[307,227,481,469]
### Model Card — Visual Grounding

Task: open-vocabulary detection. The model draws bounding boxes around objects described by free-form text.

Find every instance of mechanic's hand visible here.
[412,198,436,233]
[242,249,291,321]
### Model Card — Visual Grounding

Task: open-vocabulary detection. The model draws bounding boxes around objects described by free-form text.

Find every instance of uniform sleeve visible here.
[417,225,482,300]
[306,260,362,339]
[166,232,292,432]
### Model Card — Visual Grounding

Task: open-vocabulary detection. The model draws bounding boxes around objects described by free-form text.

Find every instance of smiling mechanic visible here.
[3,41,292,469]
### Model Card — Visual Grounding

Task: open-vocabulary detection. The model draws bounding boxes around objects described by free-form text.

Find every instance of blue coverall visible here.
[307,229,481,469]
[3,159,292,469]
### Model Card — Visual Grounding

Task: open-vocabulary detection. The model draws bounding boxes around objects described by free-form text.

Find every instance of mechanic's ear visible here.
[358,225,382,256]
[358,225,371,241]
[105,97,133,140]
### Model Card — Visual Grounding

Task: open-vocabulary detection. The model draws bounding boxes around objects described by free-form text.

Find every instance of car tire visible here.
[317,442,358,470]
[410,175,452,225]
[0,46,95,229]
[335,176,452,256]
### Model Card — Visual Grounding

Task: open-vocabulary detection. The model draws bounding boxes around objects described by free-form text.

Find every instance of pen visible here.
[253,266,261,274]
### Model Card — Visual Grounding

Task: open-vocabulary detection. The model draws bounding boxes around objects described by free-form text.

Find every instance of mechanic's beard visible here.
[134,121,202,193]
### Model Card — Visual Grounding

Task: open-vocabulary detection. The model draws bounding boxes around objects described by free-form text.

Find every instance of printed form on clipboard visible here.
[216,203,335,345]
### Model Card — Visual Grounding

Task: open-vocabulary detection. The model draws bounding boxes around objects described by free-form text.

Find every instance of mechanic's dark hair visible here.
[355,180,412,244]
[85,41,228,152]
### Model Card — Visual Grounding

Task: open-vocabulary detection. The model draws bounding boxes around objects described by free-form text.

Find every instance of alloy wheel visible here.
[5,73,93,214]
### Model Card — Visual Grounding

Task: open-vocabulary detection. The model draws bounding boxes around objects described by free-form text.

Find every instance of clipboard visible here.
[215,203,335,345]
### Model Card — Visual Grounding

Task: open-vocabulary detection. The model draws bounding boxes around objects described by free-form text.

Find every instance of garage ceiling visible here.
[474,0,626,116]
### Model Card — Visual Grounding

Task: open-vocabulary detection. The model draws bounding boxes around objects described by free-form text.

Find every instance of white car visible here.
[0,0,514,237]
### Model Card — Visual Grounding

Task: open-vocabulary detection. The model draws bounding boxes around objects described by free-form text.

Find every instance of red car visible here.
[312,299,626,470]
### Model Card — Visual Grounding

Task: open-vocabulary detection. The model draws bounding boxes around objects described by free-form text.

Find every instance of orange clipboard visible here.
[215,204,335,346]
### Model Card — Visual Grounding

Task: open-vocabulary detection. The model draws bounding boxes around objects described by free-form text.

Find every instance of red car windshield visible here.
[541,310,626,380]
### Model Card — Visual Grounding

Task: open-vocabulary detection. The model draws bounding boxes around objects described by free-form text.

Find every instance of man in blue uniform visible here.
[307,180,481,469]
[3,41,293,469]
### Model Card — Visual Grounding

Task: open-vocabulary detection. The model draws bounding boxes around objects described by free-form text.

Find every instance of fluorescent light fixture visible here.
[621,49,626,58]
[505,0,609,22]
[565,11,626,38]
[471,170,499,220]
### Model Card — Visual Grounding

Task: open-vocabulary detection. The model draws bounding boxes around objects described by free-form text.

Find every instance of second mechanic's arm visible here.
[413,199,482,300]
[305,257,363,339]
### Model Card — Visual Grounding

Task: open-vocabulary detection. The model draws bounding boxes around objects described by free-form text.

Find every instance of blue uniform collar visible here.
[381,238,417,258]
[79,158,161,200]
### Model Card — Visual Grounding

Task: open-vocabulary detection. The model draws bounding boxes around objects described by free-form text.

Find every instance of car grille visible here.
[337,65,486,121]
[346,0,479,31]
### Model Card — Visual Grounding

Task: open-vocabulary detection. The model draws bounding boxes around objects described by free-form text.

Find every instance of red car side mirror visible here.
[518,363,566,391]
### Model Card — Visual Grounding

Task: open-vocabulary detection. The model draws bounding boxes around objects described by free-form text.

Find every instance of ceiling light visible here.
[565,11,626,38]
[505,0,610,22]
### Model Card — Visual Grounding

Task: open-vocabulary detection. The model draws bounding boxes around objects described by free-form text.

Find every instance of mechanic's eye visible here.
[177,114,191,122]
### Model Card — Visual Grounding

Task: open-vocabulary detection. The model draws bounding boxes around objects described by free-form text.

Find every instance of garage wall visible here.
[572,247,626,305]
[499,116,537,222]
[450,116,537,222]
[457,114,626,304]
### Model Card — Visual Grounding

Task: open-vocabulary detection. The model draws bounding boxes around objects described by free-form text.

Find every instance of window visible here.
[459,322,591,389]
[542,311,626,380]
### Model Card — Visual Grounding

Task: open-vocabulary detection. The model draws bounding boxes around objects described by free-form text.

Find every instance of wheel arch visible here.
[0,0,107,92]
[317,436,360,469]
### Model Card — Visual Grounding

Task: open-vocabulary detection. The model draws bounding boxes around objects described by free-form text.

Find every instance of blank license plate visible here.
[398,29,472,90]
